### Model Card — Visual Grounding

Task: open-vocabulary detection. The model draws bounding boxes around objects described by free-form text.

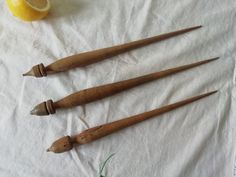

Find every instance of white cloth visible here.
[0,0,235,176]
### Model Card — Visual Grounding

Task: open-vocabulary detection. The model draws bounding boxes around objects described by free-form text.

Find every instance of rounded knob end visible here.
[47,136,73,153]
[31,100,55,116]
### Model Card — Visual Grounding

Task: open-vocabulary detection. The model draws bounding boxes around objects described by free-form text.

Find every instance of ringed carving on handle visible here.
[30,57,219,116]
[23,26,202,78]
[23,63,47,77]
[47,90,217,153]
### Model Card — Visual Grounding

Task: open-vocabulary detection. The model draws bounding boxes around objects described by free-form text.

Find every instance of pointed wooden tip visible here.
[204,90,218,96]
[30,108,40,115]
[200,57,219,65]
[22,68,35,77]
[22,64,47,78]
[207,57,220,62]
[30,103,48,116]
[152,90,218,118]
[30,106,46,116]
[190,25,202,30]
[180,25,203,33]
[47,136,73,153]
[193,90,218,101]
[30,100,55,116]
[47,147,53,152]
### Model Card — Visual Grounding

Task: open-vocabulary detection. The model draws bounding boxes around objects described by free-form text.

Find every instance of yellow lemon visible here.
[6,0,50,21]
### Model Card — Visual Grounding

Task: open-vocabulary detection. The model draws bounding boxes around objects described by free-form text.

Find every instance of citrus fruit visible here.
[6,0,50,21]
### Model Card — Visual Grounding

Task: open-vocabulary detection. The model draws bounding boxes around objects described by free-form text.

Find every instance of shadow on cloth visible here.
[48,0,87,19]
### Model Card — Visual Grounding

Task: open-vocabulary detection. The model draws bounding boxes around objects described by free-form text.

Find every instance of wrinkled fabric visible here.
[0,0,235,176]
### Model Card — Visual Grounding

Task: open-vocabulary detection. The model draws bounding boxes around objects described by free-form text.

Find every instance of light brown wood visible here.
[30,57,218,116]
[23,26,202,77]
[47,90,217,153]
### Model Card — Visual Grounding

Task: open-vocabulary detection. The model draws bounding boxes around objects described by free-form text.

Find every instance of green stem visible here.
[99,153,115,176]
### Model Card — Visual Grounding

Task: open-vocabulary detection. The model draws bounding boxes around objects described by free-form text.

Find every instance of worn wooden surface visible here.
[47,91,217,153]
[30,58,218,116]
[23,26,201,77]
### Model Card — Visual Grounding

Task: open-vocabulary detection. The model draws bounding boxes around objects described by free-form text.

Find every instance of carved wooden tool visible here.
[30,57,218,116]
[23,26,202,78]
[47,90,217,153]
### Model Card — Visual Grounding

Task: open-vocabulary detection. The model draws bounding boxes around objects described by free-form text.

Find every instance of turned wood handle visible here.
[47,90,217,153]
[31,57,218,116]
[23,26,202,77]
[46,26,202,73]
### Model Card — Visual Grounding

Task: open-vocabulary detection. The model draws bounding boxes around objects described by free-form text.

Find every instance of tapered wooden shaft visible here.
[23,26,202,78]
[47,90,217,153]
[30,57,218,116]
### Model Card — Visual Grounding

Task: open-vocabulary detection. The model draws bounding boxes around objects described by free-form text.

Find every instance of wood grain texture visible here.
[23,26,202,77]
[30,57,218,116]
[47,91,217,153]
